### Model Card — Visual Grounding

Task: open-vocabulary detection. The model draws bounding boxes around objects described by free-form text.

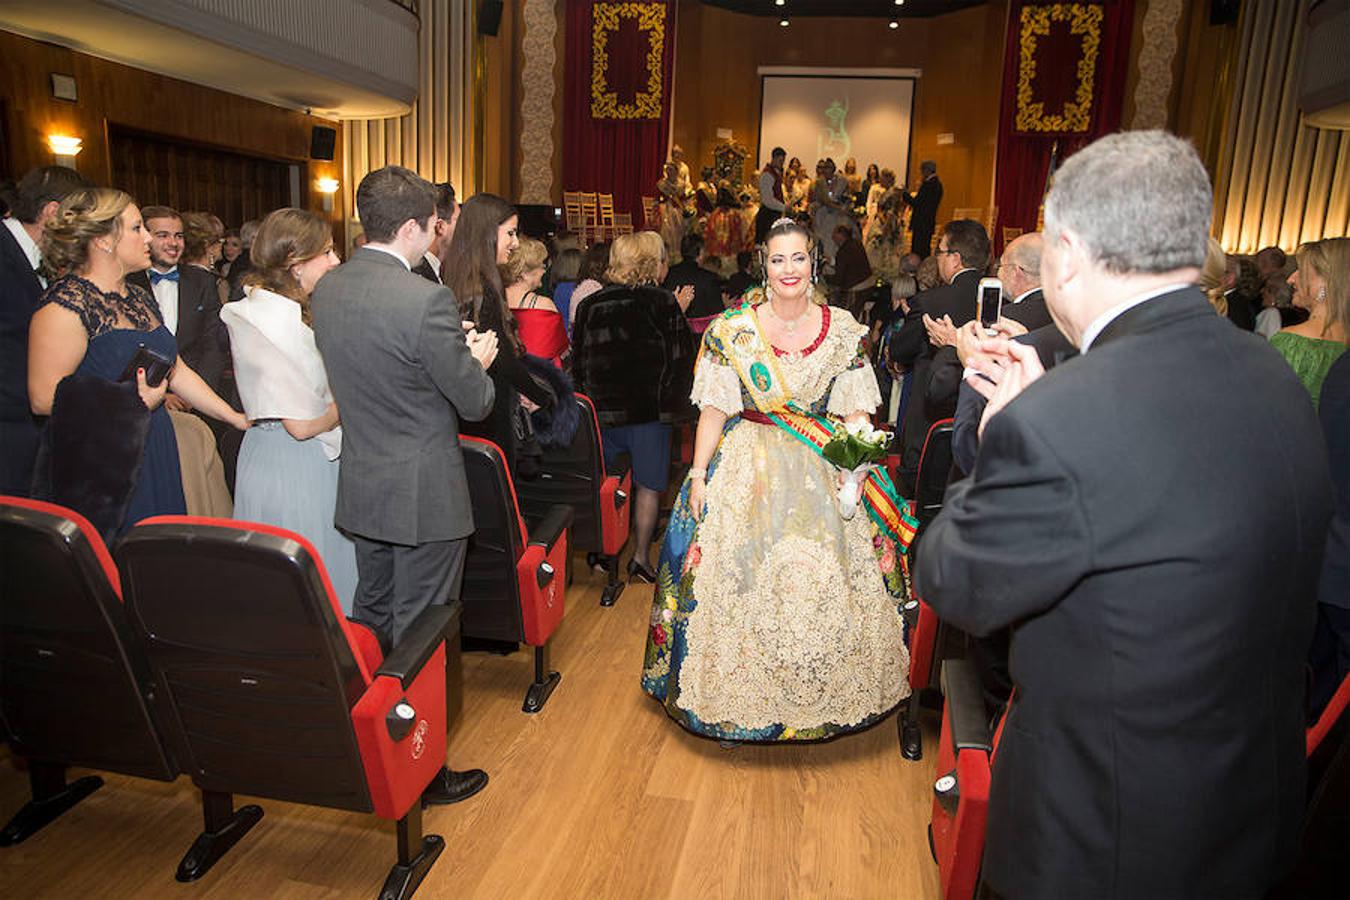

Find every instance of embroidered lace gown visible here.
[641,304,911,741]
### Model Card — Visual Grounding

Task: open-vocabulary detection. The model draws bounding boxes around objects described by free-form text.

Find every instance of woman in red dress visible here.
[504,236,569,367]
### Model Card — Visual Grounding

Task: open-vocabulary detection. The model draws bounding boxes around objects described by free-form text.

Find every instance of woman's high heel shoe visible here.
[627,559,657,584]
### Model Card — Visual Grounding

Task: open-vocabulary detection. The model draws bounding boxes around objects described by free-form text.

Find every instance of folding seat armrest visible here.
[940,658,993,752]
[527,505,573,554]
[375,604,459,689]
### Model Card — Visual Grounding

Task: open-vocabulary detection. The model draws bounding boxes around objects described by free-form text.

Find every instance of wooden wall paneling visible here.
[0,30,345,248]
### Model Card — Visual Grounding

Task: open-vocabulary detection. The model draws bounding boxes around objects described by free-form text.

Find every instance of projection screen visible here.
[757,69,918,182]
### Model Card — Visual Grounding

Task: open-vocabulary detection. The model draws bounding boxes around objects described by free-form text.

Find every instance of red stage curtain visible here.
[994,1,1134,252]
[563,1,677,225]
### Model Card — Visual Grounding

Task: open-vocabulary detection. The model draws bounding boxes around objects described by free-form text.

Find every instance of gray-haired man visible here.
[916,131,1332,899]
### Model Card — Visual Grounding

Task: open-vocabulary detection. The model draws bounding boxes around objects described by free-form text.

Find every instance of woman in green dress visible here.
[1269,238,1349,408]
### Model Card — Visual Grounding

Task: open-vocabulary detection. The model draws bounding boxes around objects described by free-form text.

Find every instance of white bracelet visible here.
[687,467,707,481]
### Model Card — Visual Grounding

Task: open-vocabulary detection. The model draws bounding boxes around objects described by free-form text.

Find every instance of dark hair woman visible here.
[443,193,556,476]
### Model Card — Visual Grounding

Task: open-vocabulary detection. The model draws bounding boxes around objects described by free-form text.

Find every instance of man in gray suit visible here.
[313,165,498,804]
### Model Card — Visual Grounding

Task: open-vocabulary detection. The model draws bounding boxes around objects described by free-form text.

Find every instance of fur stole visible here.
[522,354,580,449]
[31,374,151,544]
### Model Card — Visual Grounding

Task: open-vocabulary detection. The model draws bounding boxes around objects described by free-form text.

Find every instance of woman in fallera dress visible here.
[641,218,912,743]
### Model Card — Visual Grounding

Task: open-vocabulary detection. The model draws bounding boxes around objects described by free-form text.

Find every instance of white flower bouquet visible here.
[822,420,892,520]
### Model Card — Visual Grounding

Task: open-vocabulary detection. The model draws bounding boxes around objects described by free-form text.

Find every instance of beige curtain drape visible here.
[1214,0,1349,254]
[341,0,476,243]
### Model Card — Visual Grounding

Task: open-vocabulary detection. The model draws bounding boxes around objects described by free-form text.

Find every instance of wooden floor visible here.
[0,558,942,899]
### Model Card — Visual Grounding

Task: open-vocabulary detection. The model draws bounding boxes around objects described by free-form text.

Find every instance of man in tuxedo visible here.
[412,182,457,284]
[0,165,90,495]
[888,218,987,489]
[901,160,943,258]
[663,232,724,319]
[916,131,1332,900]
[128,206,231,404]
[313,165,498,805]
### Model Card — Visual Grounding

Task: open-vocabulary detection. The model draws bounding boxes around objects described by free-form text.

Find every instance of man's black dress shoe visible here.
[421,767,488,807]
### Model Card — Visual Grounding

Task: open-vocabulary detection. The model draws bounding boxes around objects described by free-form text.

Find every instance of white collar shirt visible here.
[365,244,412,271]
[423,250,442,283]
[5,217,44,288]
[1010,287,1039,304]
[149,266,180,335]
[1079,282,1191,352]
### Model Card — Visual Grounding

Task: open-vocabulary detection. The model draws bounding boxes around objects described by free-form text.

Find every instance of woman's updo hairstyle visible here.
[761,218,825,303]
[501,236,548,288]
[242,207,332,323]
[606,232,666,287]
[41,188,134,277]
[181,211,225,263]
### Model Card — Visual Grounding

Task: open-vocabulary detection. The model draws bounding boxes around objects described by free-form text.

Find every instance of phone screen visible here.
[979,284,1002,328]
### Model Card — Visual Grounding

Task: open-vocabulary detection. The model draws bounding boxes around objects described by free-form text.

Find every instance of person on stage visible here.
[810,158,852,265]
[901,160,943,259]
[753,147,788,245]
[641,218,913,743]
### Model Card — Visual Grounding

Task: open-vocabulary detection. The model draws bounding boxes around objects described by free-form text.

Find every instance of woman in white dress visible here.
[810,158,852,264]
[222,208,359,611]
[641,218,913,742]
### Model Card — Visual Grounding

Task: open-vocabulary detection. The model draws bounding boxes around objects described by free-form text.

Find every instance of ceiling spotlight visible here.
[889,19,899,29]
[895,0,905,5]
[776,0,785,5]
[780,17,790,26]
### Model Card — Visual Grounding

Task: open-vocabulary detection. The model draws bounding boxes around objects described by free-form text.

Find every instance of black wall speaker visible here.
[310,125,337,161]
[1210,0,1241,26]
[479,0,504,37]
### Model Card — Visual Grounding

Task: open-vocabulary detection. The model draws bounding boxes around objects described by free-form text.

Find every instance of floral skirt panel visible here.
[641,419,911,741]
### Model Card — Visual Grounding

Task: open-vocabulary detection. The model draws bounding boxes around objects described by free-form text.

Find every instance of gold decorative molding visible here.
[518,0,557,205]
[1014,4,1104,135]
[1130,0,1185,130]
[590,2,666,120]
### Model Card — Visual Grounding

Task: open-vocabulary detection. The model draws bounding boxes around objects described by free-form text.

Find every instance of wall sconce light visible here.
[46,134,82,168]
[317,177,340,212]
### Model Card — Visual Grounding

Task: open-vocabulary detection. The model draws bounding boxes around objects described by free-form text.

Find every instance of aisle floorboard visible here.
[0,560,941,899]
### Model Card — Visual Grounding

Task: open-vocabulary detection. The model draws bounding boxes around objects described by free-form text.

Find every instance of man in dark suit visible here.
[900,159,943,258]
[827,224,872,294]
[313,165,498,805]
[412,182,456,284]
[663,232,724,319]
[723,250,756,305]
[0,165,90,496]
[917,131,1332,900]
[1221,253,1256,330]
[888,218,987,490]
[925,232,1054,425]
[128,206,231,401]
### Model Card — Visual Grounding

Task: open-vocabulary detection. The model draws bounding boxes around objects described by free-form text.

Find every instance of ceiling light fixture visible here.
[780,17,790,27]
[889,19,899,29]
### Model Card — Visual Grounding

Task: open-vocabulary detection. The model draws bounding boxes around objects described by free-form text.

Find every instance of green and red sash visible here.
[713,303,918,555]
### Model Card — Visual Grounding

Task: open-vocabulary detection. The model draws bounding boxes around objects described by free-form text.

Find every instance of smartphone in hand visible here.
[978,278,1003,335]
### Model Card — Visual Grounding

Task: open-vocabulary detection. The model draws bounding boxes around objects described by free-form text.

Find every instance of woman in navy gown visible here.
[27,188,248,535]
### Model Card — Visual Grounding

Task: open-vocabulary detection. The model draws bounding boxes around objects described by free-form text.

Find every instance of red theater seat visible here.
[928,659,994,900]
[460,437,573,713]
[116,517,453,900]
[907,416,954,572]
[0,496,178,845]
[517,394,630,607]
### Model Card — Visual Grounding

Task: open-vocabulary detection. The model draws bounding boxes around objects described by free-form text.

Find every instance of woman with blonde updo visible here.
[180,211,227,303]
[1198,237,1229,317]
[221,207,357,609]
[572,231,696,581]
[503,236,569,367]
[28,188,247,537]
